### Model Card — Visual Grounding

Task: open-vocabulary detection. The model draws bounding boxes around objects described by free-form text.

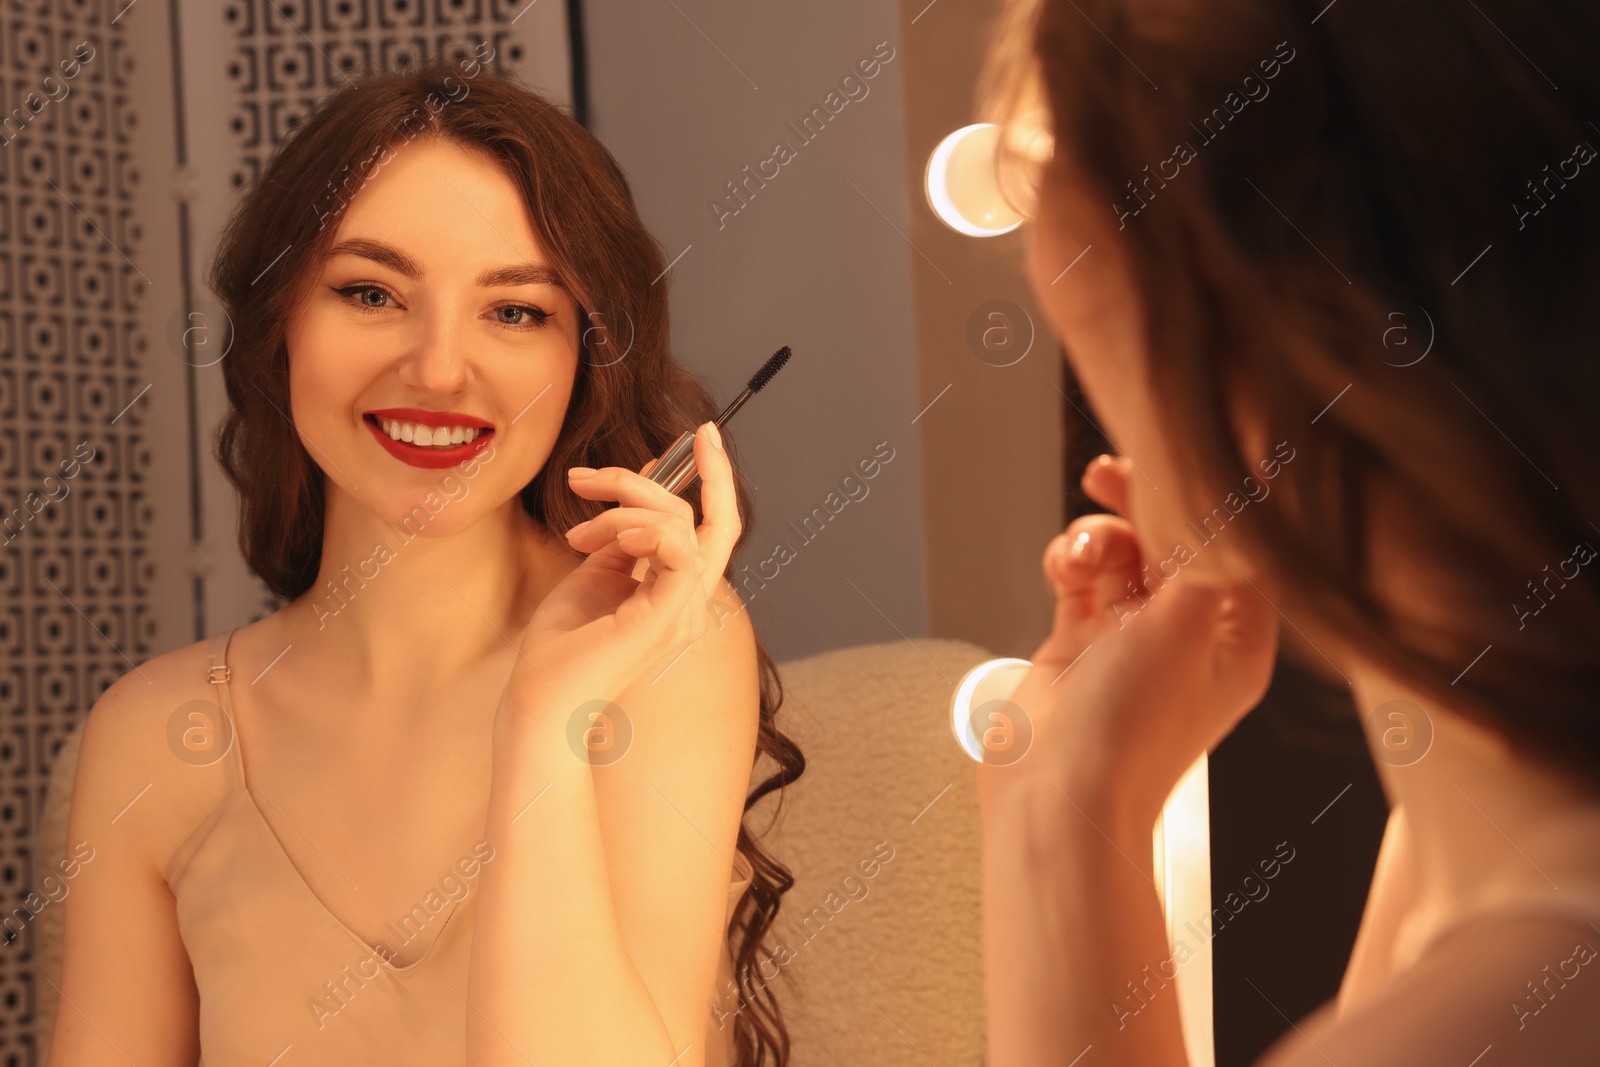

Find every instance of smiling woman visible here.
[48,61,804,1067]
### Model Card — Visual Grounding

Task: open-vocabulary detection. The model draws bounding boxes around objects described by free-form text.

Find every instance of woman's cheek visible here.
[288,329,355,437]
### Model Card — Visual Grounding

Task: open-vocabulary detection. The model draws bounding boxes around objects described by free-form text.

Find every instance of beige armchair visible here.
[35,637,996,1064]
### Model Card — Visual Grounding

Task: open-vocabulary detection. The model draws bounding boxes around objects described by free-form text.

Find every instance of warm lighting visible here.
[925,115,1052,237]
[1152,752,1214,1067]
[949,656,1033,761]
[925,123,1025,237]
[951,658,1215,1067]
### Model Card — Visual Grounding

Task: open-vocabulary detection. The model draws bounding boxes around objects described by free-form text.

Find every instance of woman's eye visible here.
[494,304,551,329]
[332,284,394,311]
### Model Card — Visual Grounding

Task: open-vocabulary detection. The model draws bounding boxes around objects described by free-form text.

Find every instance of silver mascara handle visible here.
[645,430,699,495]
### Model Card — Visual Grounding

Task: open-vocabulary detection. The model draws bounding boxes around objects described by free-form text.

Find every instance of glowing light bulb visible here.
[925,123,1024,237]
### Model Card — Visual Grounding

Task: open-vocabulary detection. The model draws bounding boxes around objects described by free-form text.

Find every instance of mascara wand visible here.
[647,345,792,495]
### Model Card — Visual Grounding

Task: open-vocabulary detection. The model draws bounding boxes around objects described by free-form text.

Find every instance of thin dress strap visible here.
[205,627,246,786]
[165,628,248,887]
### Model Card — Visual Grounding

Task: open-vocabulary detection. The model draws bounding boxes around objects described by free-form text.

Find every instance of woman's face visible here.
[284,137,580,532]
[1022,161,1245,583]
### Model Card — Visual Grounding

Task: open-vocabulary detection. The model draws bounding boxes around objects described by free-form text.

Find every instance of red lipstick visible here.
[364,408,494,470]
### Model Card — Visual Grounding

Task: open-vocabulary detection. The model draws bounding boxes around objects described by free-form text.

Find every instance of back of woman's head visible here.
[982,1,1600,783]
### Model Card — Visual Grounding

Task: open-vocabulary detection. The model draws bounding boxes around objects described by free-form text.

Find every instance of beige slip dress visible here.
[166,627,755,1065]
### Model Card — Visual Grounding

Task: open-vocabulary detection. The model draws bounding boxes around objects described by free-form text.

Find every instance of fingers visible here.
[1043,514,1144,622]
[1028,514,1144,675]
[568,462,696,523]
[1081,454,1133,516]
[610,520,702,576]
[691,422,742,597]
[564,507,680,552]
[609,518,706,625]
[565,422,743,628]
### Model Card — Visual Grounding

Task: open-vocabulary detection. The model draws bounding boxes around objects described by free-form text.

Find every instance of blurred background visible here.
[0,1,1385,1063]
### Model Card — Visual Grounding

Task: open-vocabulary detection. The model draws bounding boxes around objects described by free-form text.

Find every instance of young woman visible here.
[974,1,1600,1065]
[49,61,802,1067]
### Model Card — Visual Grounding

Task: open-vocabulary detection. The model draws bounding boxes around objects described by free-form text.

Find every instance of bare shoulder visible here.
[688,575,760,705]
[705,574,758,656]
[639,574,757,679]
[1257,914,1600,1067]
[71,632,242,876]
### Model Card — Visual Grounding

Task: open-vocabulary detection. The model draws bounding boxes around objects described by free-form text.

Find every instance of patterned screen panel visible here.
[223,0,542,191]
[0,11,142,1062]
[2,0,569,1058]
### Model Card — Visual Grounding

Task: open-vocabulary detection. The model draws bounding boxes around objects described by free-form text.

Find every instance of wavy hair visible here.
[979,0,1600,785]
[207,57,806,1065]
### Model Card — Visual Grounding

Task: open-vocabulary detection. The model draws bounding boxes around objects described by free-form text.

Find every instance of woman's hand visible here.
[497,422,741,723]
[976,454,1279,832]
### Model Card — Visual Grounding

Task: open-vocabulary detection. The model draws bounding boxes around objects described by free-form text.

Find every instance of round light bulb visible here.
[949,656,1034,762]
[925,123,1024,237]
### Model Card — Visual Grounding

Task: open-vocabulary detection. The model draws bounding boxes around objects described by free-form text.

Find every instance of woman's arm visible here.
[466,422,759,1066]
[590,582,760,1055]
[466,586,758,1067]
[48,666,201,1065]
[979,776,1187,1066]
[977,456,1278,1067]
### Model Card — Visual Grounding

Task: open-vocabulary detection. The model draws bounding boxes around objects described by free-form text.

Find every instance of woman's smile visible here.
[363,407,496,469]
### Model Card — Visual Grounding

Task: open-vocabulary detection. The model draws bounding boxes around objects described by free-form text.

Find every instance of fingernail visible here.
[618,526,643,538]
[706,421,723,451]
[565,519,591,537]
[568,466,597,479]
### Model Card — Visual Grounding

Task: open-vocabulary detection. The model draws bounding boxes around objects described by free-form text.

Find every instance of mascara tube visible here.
[648,431,702,495]
[646,345,792,497]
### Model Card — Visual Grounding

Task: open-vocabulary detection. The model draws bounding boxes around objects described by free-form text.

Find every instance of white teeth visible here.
[375,417,487,448]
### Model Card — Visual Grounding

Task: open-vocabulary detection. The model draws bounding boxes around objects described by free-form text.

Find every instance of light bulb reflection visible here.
[925,123,1024,237]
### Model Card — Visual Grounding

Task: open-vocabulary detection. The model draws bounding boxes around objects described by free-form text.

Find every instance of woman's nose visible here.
[399,310,473,393]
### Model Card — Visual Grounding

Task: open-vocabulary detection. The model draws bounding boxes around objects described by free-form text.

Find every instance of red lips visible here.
[367,407,494,429]
[364,411,494,470]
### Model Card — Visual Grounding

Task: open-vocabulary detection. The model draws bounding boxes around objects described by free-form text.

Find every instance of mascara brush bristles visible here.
[747,345,791,393]
[713,345,792,428]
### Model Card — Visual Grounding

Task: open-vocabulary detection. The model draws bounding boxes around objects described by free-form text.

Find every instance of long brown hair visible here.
[208,59,805,1064]
[980,0,1600,784]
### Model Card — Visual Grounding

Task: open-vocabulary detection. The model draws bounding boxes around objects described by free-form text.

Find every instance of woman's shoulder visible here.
[73,630,248,879]
[82,627,244,743]
[1257,909,1600,1067]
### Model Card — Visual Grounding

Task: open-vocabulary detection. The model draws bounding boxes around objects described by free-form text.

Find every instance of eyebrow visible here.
[325,237,565,289]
